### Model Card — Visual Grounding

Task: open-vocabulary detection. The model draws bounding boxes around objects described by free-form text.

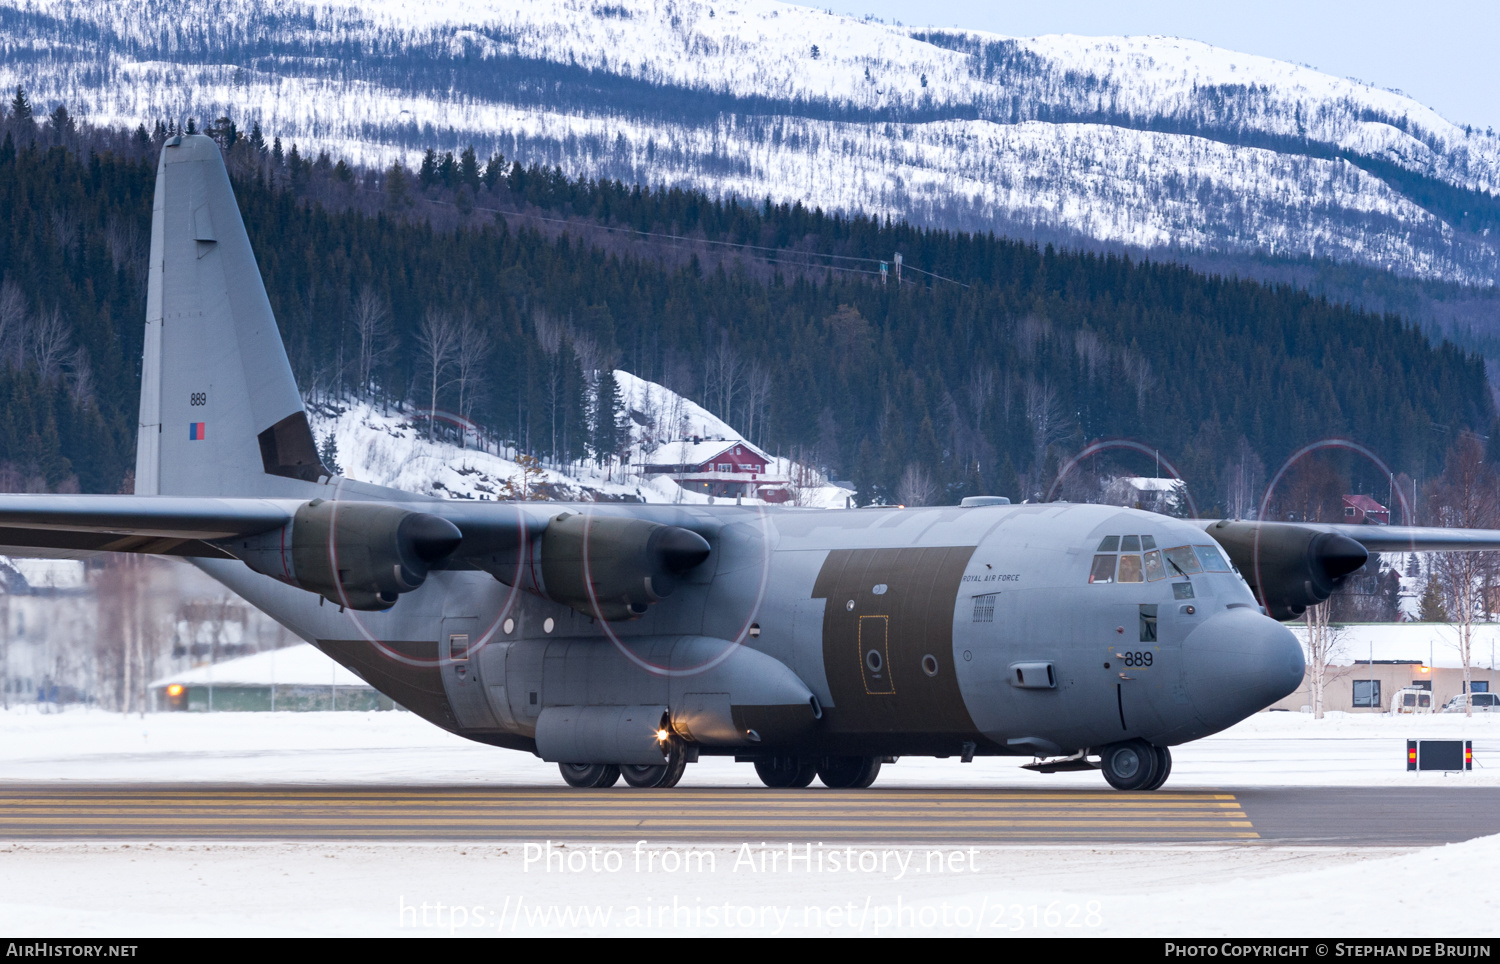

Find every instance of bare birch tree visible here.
[30,306,72,382]
[350,286,393,400]
[415,308,458,440]
[1303,601,1345,719]
[897,463,939,507]
[1223,436,1266,521]
[1426,434,1499,717]
[0,278,28,367]
[454,313,492,448]
[742,362,771,445]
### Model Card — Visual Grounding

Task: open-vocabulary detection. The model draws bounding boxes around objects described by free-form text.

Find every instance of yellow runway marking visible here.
[0,786,1257,842]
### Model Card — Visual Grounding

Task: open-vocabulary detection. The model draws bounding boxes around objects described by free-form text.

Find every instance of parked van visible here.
[1392,686,1434,714]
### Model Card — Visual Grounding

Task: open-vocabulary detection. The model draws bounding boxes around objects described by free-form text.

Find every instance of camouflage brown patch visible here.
[812,546,983,740]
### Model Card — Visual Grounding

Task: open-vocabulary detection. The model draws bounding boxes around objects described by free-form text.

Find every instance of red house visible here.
[641,437,789,500]
[1343,495,1390,525]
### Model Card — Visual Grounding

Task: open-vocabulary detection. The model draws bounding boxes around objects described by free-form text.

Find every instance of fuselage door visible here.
[440,615,500,729]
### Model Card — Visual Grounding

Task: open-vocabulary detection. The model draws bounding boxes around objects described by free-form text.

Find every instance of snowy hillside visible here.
[2,0,1497,282]
[306,369,852,507]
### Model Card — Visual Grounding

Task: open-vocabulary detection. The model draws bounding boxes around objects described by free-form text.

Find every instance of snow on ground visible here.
[2,706,1497,788]
[1289,621,1500,670]
[0,835,1495,937]
[3,709,1499,936]
[305,368,852,508]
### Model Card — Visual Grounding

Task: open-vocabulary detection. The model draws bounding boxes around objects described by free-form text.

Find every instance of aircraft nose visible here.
[1180,607,1304,733]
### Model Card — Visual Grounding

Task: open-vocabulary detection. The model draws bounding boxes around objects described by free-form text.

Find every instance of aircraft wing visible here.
[0,494,547,561]
[0,494,299,558]
[1316,524,1500,552]
[1198,518,1500,619]
[1198,519,1500,553]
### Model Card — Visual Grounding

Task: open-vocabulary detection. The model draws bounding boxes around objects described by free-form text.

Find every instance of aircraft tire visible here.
[754,757,818,788]
[1143,745,1172,791]
[816,756,882,789]
[621,741,689,788]
[558,763,622,788]
[1099,739,1160,791]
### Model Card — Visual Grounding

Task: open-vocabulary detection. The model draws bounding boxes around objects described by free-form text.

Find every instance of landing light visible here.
[656,728,670,743]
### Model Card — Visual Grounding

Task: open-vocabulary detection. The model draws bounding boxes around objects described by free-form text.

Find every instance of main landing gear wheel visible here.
[558,763,621,788]
[1143,745,1172,791]
[620,740,688,789]
[754,757,818,788]
[1099,739,1162,791]
[816,756,882,789]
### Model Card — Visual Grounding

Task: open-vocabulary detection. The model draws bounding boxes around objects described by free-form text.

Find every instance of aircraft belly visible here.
[191,559,533,741]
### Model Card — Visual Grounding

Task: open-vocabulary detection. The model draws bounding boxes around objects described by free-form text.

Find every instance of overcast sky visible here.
[827,0,1500,134]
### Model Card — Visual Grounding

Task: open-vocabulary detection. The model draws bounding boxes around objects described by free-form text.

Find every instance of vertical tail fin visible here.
[135,134,328,497]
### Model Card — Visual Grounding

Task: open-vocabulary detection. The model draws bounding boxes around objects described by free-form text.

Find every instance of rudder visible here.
[135,134,327,497]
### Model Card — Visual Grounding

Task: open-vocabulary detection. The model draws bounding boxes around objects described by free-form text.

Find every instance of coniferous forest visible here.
[0,98,1492,514]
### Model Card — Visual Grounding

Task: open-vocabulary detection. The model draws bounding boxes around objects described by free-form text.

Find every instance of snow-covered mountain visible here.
[307,370,852,507]
[3,0,1497,283]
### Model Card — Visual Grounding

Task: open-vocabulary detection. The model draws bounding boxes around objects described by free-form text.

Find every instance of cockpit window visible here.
[1141,535,1157,550]
[1143,550,1167,581]
[1117,555,1144,582]
[1120,535,1141,552]
[1193,545,1232,572]
[1089,555,1116,583]
[1096,536,1120,552]
[1163,546,1203,576]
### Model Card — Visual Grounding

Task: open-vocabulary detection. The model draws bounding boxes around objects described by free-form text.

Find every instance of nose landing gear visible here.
[1099,739,1172,791]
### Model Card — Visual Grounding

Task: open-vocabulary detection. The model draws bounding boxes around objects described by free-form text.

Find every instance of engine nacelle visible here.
[1205,520,1369,620]
[230,499,462,610]
[536,512,712,621]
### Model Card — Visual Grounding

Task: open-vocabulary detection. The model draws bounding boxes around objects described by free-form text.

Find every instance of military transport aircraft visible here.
[1,135,1496,791]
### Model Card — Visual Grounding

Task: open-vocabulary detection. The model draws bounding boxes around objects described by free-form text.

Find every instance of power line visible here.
[409,189,969,288]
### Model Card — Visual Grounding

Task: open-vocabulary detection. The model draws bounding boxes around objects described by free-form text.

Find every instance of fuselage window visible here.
[1143,550,1167,581]
[1117,555,1144,582]
[972,593,996,622]
[1120,535,1141,552]
[1096,536,1120,552]
[1139,604,1158,642]
[1089,554,1116,583]
[1163,546,1204,576]
[1193,545,1232,572]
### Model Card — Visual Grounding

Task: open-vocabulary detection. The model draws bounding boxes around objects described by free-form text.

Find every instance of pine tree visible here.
[318,433,342,475]
[10,86,31,123]
[48,104,74,138]
[459,145,480,190]
[247,120,267,154]
[385,162,411,208]
[591,369,624,464]
[481,152,506,191]
[418,148,438,189]
[1418,578,1448,622]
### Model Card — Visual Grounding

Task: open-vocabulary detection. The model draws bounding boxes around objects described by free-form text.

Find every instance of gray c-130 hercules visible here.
[2,135,1496,791]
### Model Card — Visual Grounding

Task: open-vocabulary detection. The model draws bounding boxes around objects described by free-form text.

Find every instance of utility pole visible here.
[893,252,902,285]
